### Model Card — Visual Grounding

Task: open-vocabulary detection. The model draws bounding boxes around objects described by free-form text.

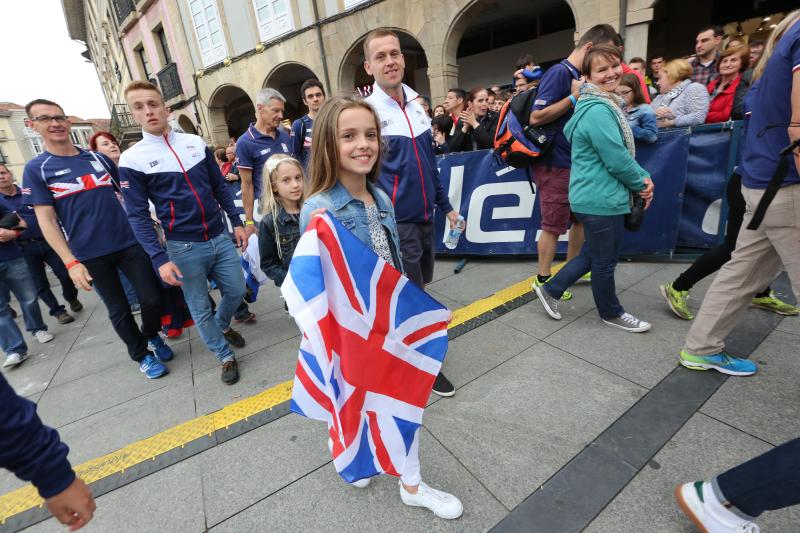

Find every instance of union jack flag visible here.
[48,173,112,199]
[282,213,449,483]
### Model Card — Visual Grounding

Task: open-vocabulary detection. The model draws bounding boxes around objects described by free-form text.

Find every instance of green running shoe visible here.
[532,276,572,301]
[659,283,693,320]
[577,272,591,284]
[750,292,800,316]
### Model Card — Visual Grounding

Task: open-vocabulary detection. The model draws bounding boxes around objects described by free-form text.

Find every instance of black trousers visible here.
[673,173,770,298]
[83,245,162,362]
[19,239,79,316]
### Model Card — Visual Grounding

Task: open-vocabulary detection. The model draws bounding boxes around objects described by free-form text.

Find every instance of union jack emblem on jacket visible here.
[282,213,449,483]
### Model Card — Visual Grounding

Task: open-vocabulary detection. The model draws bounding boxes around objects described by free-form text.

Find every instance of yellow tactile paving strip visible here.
[0,275,536,525]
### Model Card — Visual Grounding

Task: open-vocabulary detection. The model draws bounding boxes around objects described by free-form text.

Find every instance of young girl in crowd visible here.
[534,45,654,333]
[299,97,463,520]
[617,73,658,143]
[257,154,304,290]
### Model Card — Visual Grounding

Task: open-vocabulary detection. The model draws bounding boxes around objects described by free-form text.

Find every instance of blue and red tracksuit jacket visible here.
[366,83,453,223]
[0,373,75,498]
[119,130,243,268]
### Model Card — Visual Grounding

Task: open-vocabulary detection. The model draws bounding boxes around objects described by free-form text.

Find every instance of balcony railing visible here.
[110,103,140,144]
[157,63,182,102]
[112,0,135,26]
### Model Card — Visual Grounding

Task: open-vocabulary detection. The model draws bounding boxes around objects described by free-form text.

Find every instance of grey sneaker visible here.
[533,284,561,320]
[602,312,651,333]
[3,352,27,368]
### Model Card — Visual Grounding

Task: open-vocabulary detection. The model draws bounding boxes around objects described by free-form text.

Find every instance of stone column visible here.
[624,2,657,61]
[427,62,459,108]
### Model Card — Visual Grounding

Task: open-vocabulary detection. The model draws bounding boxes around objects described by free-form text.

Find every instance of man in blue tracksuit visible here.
[1,373,96,529]
[290,78,326,171]
[364,28,461,398]
[120,81,248,385]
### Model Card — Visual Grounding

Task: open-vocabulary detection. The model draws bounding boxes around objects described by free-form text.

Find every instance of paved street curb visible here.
[0,275,538,532]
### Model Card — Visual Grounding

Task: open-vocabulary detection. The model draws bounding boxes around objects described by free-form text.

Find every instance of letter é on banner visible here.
[466,182,535,243]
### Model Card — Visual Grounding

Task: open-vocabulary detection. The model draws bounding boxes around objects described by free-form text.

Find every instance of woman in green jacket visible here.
[534,44,654,332]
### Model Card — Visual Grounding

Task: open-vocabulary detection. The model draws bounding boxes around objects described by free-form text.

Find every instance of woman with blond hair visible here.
[651,59,710,127]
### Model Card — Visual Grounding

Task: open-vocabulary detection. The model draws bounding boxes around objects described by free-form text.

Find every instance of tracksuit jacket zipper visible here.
[162,135,209,240]
[396,101,429,221]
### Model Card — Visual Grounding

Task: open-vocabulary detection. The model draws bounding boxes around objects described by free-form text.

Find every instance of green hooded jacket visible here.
[563,96,649,216]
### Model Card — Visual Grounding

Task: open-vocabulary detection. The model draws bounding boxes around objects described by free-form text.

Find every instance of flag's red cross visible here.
[48,173,111,198]
[294,223,446,476]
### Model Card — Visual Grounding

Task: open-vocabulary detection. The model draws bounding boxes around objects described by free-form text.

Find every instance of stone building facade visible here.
[66,0,661,146]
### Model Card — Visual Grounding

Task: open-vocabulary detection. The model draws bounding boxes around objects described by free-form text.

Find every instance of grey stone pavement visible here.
[2,257,800,532]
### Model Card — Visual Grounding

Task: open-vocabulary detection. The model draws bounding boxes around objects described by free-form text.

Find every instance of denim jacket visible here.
[625,104,658,143]
[258,206,301,286]
[300,181,403,272]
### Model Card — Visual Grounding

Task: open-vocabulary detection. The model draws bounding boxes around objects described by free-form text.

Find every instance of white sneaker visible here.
[399,480,463,519]
[3,352,27,368]
[34,330,54,344]
[675,482,760,532]
[602,312,651,333]
[327,438,371,488]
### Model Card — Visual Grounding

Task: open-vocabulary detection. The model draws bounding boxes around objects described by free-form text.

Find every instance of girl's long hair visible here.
[306,97,384,198]
[619,73,646,106]
[259,154,305,260]
[753,9,800,81]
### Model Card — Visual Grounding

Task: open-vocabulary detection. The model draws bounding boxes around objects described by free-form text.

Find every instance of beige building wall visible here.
[79,0,631,146]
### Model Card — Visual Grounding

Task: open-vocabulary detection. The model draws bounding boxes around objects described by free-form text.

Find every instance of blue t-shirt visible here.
[235,123,291,198]
[532,60,581,169]
[290,115,314,170]
[22,149,138,261]
[0,186,43,240]
[741,21,800,189]
[0,205,21,262]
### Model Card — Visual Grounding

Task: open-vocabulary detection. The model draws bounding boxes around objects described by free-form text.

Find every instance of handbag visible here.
[0,212,23,230]
[624,193,646,231]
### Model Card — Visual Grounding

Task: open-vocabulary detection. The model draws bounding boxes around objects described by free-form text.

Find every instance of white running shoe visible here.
[3,352,27,368]
[675,482,760,533]
[399,480,463,519]
[34,330,54,343]
[602,312,651,333]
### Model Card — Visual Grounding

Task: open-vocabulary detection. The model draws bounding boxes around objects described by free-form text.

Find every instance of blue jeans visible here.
[0,257,47,335]
[0,278,27,356]
[19,239,78,316]
[545,213,625,320]
[715,437,800,518]
[166,234,245,363]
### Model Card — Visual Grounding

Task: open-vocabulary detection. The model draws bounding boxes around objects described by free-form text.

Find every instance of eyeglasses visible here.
[616,89,633,96]
[30,115,69,124]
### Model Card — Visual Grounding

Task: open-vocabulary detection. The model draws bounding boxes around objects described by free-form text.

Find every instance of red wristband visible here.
[66,260,81,270]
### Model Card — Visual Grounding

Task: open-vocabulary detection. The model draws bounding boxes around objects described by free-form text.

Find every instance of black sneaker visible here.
[223,328,246,348]
[431,372,455,397]
[68,299,83,312]
[56,311,75,325]
[221,359,240,385]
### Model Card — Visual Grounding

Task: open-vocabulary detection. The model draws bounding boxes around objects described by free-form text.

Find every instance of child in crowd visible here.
[257,154,304,290]
[299,96,463,520]
[616,73,658,143]
[430,114,453,155]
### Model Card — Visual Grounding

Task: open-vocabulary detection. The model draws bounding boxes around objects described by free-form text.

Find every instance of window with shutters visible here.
[188,0,227,67]
[252,0,294,42]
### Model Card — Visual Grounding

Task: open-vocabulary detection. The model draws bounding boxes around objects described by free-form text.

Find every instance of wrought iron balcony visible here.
[157,63,183,102]
[110,103,141,145]
[112,0,135,26]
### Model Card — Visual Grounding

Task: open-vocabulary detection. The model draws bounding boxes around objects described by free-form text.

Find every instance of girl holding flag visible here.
[298,96,463,520]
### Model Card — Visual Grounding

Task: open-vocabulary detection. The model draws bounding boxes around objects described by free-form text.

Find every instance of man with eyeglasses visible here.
[22,98,173,380]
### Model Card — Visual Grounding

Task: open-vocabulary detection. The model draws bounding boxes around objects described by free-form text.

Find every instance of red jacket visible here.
[621,63,651,104]
[706,74,742,123]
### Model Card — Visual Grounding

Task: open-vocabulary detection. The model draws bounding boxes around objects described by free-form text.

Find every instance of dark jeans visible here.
[546,213,625,320]
[715,437,800,518]
[397,222,435,288]
[674,173,770,297]
[83,245,163,362]
[19,239,79,317]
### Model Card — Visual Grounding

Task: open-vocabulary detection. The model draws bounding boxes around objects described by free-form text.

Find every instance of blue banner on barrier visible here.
[433,124,737,256]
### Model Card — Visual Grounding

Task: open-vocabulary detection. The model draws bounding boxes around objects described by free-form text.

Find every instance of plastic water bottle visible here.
[444,215,466,250]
